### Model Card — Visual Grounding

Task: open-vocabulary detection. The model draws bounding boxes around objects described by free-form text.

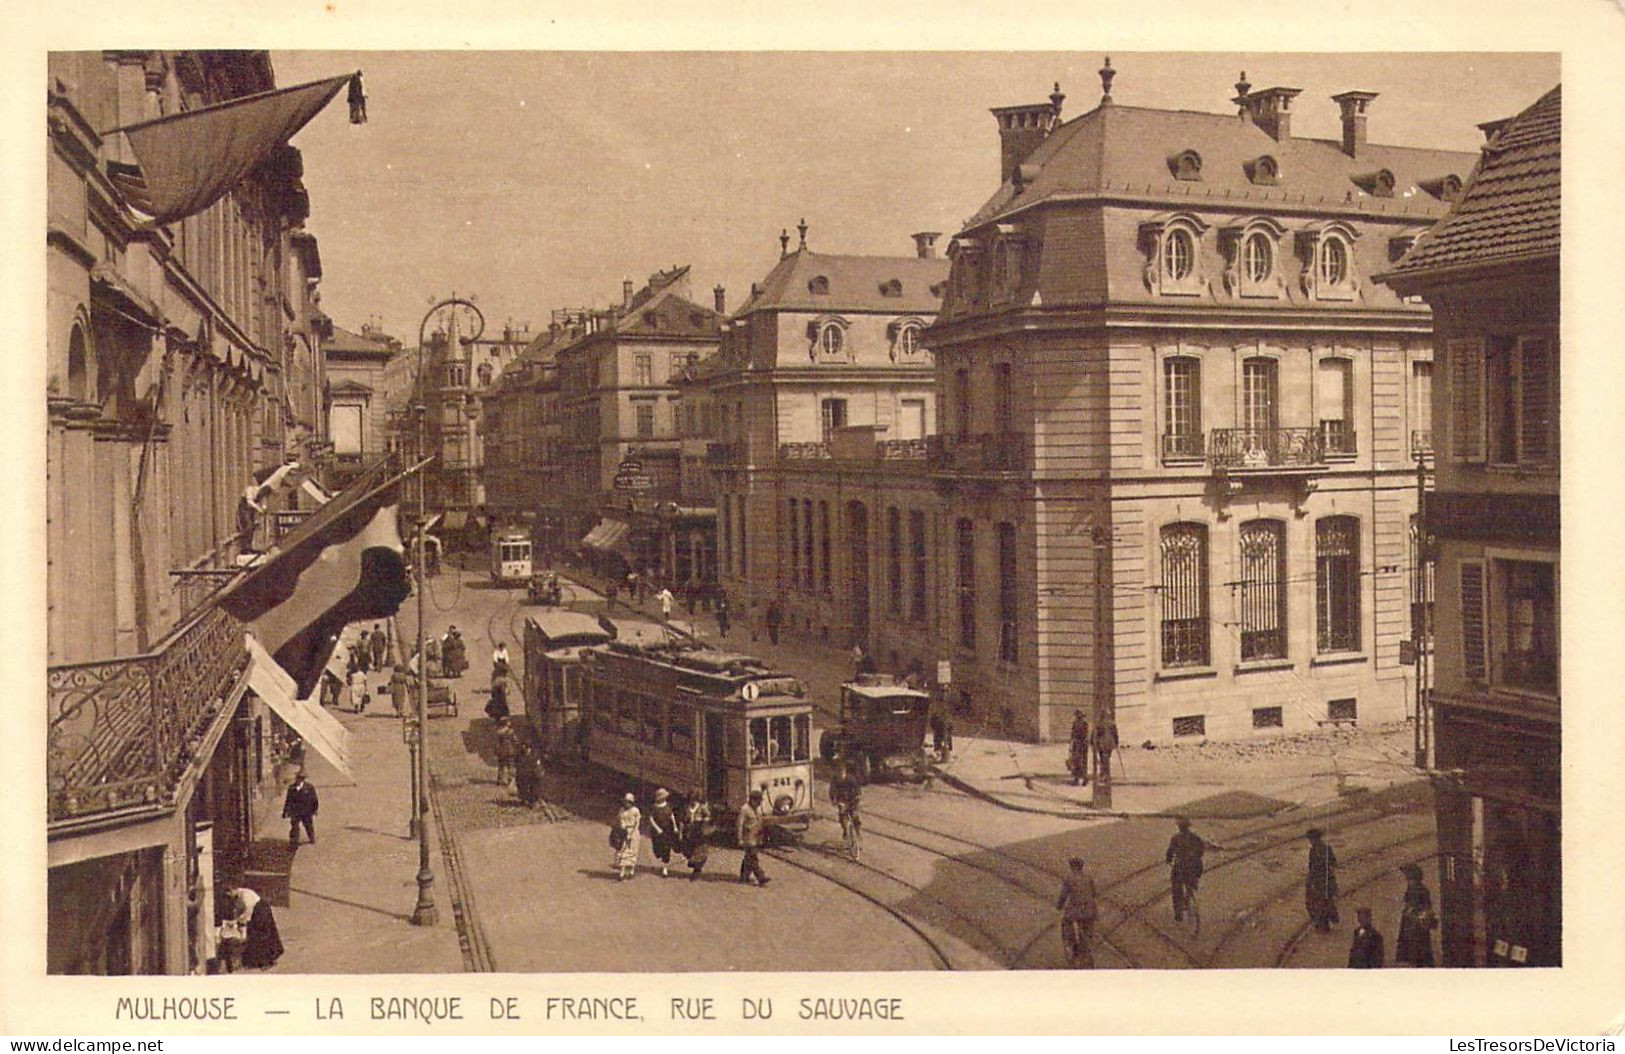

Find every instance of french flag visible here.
[219,460,413,698]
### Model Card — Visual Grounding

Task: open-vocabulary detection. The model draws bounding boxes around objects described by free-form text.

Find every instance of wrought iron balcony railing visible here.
[48,604,247,825]
[168,568,239,619]
[876,438,929,461]
[1319,420,1359,457]
[779,441,831,460]
[1209,427,1323,470]
[927,432,1030,474]
[1411,429,1434,457]
[1161,431,1205,461]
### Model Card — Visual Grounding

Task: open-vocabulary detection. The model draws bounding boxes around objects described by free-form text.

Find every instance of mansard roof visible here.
[734,250,949,316]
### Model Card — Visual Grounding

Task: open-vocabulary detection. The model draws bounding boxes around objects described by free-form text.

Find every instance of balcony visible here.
[1209,427,1324,470]
[1318,420,1359,458]
[48,604,247,825]
[779,441,831,461]
[876,438,928,461]
[1411,429,1434,458]
[928,432,1030,475]
[1161,432,1206,461]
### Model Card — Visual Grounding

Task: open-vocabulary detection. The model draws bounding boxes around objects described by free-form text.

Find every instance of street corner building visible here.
[44,50,365,975]
[1377,85,1561,967]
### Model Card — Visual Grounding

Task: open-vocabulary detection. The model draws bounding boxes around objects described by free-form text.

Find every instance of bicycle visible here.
[838,803,863,862]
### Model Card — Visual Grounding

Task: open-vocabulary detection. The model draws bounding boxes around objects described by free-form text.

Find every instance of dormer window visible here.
[1352,168,1396,198]
[879,278,903,298]
[887,318,928,361]
[1420,174,1463,202]
[807,316,851,360]
[1243,232,1273,283]
[820,322,843,356]
[808,275,830,296]
[1221,217,1286,299]
[1168,149,1203,181]
[1246,155,1280,186]
[1141,213,1208,296]
[1297,222,1360,301]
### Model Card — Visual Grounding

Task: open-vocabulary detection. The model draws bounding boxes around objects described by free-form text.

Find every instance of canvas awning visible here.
[582,519,630,552]
[245,635,356,783]
[442,510,468,532]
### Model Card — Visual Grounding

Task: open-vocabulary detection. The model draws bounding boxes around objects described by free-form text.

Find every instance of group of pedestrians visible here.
[1065,709,1119,787]
[610,788,721,882]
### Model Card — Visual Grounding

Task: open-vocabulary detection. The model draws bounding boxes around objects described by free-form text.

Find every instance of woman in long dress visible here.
[1394,863,1437,966]
[614,793,641,880]
[226,887,284,970]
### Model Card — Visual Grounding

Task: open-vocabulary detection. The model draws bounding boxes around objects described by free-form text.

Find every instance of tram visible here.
[489,528,533,586]
[573,640,815,834]
[521,611,666,758]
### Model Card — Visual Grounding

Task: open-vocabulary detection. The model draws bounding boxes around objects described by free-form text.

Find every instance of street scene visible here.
[42,50,1561,977]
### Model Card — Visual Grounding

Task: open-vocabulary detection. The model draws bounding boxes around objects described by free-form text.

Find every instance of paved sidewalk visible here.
[252,664,465,974]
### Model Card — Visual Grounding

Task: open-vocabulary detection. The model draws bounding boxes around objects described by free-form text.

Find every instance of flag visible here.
[104,74,356,227]
[218,461,412,698]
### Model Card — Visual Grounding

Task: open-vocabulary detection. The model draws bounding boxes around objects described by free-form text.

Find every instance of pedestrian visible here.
[514,743,542,809]
[656,587,675,621]
[353,632,371,675]
[647,788,678,877]
[612,792,641,880]
[283,769,319,847]
[939,710,955,762]
[626,571,640,605]
[319,669,342,710]
[1165,817,1206,923]
[1394,863,1438,967]
[680,796,712,881]
[1348,906,1385,968]
[736,789,770,886]
[1092,717,1118,778]
[765,600,783,645]
[1305,828,1340,932]
[485,670,511,722]
[1056,856,1099,968]
[348,665,371,713]
[929,709,946,760]
[222,886,283,971]
[715,594,731,639]
[389,663,410,716]
[1068,710,1091,785]
[491,640,510,678]
[683,583,697,617]
[492,717,518,786]
[370,623,388,668]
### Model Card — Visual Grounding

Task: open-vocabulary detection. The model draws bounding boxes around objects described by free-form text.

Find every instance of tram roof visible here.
[525,610,612,646]
[845,682,930,700]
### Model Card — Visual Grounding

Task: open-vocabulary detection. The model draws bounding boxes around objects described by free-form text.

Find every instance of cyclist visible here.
[829,763,863,861]
[1057,856,1099,968]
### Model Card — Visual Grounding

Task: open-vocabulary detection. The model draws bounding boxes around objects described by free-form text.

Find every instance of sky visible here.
[272,51,1558,345]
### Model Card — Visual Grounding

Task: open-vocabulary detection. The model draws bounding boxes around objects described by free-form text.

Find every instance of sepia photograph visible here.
[9,11,1625,1035]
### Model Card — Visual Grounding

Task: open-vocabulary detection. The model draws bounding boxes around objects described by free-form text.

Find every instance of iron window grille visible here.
[1239,519,1287,660]
[1252,706,1284,729]
[1161,523,1210,667]
[1316,516,1362,653]
[1172,714,1206,738]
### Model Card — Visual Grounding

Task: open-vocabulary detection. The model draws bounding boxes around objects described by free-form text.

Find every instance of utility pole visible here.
[1091,526,1113,810]
[1414,450,1432,772]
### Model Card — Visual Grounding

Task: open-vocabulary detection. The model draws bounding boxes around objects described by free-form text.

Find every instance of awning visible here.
[583,519,630,552]
[443,510,468,532]
[300,478,332,507]
[246,635,356,783]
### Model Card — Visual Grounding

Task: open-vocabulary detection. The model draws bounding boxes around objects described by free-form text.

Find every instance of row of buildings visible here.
[44,50,373,974]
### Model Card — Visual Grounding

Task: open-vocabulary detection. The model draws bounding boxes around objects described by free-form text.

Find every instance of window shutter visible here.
[1519,336,1552,464]
[1459,559,1487,682]
[1450,339,1485,463]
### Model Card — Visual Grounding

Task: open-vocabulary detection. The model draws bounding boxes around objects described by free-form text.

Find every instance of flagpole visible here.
[412,310,440,928]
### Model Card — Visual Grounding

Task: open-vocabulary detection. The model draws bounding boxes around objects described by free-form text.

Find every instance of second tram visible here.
[490,529,533,585]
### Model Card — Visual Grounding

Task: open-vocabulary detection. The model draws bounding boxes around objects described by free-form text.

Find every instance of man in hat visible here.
[736,790,770,886]
[1057,856,1099,968]
[1347,906,1385,968]
[1305,828,1339,932]
[1165,817,1207,924]
[1068,710,1090,786]
[283,769,319,847]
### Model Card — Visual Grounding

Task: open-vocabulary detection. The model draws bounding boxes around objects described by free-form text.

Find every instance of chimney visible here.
[1245,86,1303,142]
[713,284,726,314]
[1332,91,1378,158]
[1232,71,1253,122]
[622,279,634,309]
[911,231,941,259]
[780,229,790,257]
[990,101,1059,184]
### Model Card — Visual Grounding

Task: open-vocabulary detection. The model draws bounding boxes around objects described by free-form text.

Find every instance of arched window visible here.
[898,322,921,357]
[1163,228,1195,283]
[1318,236,1350,288]
[1316,516,1361,653]
[1243,231,1274,283]
[1160,523,1209,667]
[819,321,844,358]
[1239,520,1287,660]
[67,323,90,403]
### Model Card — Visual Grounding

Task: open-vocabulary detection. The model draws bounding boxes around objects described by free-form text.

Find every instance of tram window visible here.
[748,718,768,765]
[668,706,695,754]
[793,714,811,761]
[640,697,663,744]
[769,716,793,762]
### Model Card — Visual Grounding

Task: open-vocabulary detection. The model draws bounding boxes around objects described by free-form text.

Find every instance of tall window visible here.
[820,397,848,443]
[1163,356,1202,458]
[997,522,1018,663]
[1497,560,1557,694]
[1160,523,1209,667]
[720,498,732,576]
[1318,236,1349,287]
[993,363,1013,434]
[736,495,747,578]
[1318,358,1354,454]
[956,519,977,649]
[1243,357,1278,437]
[633,353,652,386]
[1409,515,1434,644]
[802,500,815,592]
[819,322,844,358]
[635,402,655,438]
[1486,336,1554,468]
[909,510,928,622]
[787,498,800,591]
[1243,231,1273,284]
[1238,520,1286,660]
[818,501,831,594]
[1316,516,1361,653]
[887,507,903,615]
[1412,360,1434,452]
[898,398,927,441]
[1162,228,1195,283]
[954,368,971,438]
